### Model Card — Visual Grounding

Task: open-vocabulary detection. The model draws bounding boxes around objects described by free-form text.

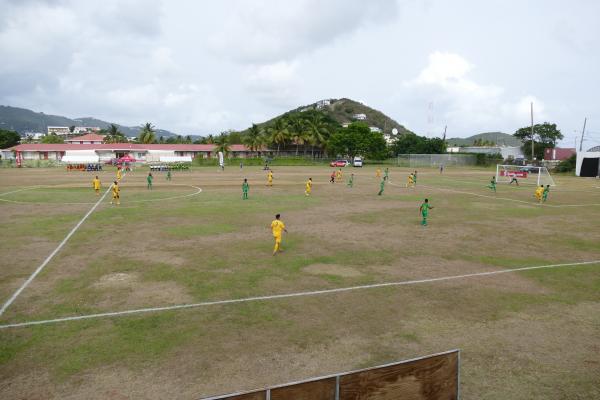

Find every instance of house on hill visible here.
[353,113,367,120]
[65,133,105,145]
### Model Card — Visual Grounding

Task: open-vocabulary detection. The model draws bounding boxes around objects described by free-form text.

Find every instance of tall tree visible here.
[243,124,265,153]
[288,116,308,156]
[138,122,156,144]
[104,124,127,143]
[41,133,64,144]
[328,122,387,160]
[214,132,230,154]
[268,118,289,155]
[305,113,329,157]
[514,122,563,160]
[0,129,21,148]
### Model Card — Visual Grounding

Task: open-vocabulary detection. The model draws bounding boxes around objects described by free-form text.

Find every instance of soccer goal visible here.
[496,165,556,186]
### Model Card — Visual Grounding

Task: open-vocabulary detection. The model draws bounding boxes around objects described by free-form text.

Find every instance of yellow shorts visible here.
[273,235,281,243]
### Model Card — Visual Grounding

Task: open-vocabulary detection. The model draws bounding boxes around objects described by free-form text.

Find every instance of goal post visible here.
[496,165,556,186]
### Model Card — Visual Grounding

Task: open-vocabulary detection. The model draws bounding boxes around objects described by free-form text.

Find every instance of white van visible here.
[353,156,363,167]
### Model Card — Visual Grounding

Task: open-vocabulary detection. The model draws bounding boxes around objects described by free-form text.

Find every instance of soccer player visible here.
[267,170,273,187]
[509,174,519,186]
[406,173,414,188]
[305,177,313,196]
[92,176,101,195]
[110,181,120,205]
[270,214,287,256]
[336,168,342,180]
[378,177,385,196]
[166,170,172,181]
[440,164,444,174]
[147,172,153,190]
[347,173,354,188]
[330,171,335,183]
[419,198,434,226]
[487,176,496,193]
[384,168,389,180]
[376,168,382,178]
[242,178,249,200]
[535,185,544,202]
[116,167,122,181]
[542,184,550,202]
[413,170,418,186]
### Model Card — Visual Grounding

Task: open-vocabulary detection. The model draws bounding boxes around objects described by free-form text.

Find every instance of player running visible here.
[336,168,342,180]
[92,176,101,195]
[509,174,519,185]
[330,170,336,183]
[535,185,544,202]
[242,178,249,200]
[487,176,497,193]
[110,181,120,205]
[270,214,287,256]
[376,168,382,178]
[406,173,414,188]
[347,173,354,188]
[267,170,273,187]
[413,170,418,186]
[147,172,153,190]
[384,168,389,181]
[305,177,313,196]
[116,167,122,181]
[378,178,385,196]
[542,185,550,202]
[419,198,434,226]
[166,170,172,181]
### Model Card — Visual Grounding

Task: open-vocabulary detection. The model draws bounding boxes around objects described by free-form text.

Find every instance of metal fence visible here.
[200,349,460,400]
[396,154,477,168]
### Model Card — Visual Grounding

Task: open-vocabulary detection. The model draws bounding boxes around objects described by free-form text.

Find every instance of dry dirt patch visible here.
[304,264,364,277]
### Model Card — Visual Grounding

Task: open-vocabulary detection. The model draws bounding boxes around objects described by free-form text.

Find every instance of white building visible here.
[353,113,367,120]
[316,99,331,109]
[576,145,600,177]
[47,126,71,135]
[369,126,382,133]
[73,126,101,134]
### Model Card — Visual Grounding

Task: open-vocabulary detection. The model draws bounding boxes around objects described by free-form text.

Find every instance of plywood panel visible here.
[211,391,266,400]
[271,377,336,400]
[339,352,458,400]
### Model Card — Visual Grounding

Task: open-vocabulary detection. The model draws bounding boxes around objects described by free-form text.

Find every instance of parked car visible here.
[330,160,350,167]
[353,156,363,167]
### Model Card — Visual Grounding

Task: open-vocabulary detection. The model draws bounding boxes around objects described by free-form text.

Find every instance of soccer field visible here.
[0,165,599,399]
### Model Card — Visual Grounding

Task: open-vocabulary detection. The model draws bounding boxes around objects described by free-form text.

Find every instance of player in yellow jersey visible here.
[406,173,414,188]
[270,214,287,255]
[336,168,342,180]
[376,168,382,178]
[267,170,273,187]
[116,167,122,181]
[305,177,313,196]
[534,185,544,203]
[92,176,101,195]
[110,181,120,205]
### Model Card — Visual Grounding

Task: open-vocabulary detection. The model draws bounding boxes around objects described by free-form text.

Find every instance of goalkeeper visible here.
[487,176,496,193]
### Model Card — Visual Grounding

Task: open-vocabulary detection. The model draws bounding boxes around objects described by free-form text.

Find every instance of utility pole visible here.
[442,125,447,141]
[579,117,587,152]
[530,102,535,161]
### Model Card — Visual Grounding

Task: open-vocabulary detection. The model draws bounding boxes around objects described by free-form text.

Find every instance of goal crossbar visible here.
[496,165,556,186]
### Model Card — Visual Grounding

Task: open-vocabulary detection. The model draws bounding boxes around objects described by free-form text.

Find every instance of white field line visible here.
[0,184,202,205]
[0,185,43,197]
[389,181,600,208]
[0,259,598,330]
[0,182,116,317]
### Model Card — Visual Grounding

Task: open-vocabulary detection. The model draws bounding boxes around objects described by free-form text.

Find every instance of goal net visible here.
[496,165,556,186]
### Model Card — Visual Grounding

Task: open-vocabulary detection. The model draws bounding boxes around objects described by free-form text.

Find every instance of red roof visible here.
[65,133,106,142]
[544,147,576,161]
[7,143,254,152]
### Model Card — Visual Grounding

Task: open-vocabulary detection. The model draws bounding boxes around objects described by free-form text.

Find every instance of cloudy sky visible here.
[1,0,599,146]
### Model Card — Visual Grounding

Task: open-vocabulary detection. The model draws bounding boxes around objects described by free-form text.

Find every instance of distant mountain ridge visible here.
[446,132,522,147]
[0,105,179,138]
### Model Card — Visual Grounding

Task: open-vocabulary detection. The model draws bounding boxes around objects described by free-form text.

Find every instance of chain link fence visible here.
[396,154,477,168]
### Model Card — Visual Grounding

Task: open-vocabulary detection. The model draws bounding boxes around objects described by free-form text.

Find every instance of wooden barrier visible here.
[201,350,460,400]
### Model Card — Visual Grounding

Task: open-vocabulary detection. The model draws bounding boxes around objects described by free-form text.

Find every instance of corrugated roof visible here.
[6,143,255,152]
[65,133,106,142]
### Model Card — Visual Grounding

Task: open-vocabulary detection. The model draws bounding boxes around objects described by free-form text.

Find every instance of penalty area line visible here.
[0,180,117,317]
[0,260,598,330]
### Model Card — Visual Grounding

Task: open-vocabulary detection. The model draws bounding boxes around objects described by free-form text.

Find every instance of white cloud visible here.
[405,52,547,134]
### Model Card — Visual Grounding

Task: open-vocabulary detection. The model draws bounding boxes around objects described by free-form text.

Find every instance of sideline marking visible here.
[0,260,598,329]
[388,181,600,208]
[0,184,202,205]
[0,186,43,197]
[0,182,116,317]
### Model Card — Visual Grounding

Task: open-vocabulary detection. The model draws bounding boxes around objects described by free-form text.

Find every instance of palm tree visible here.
[138,122,156,144]
[243,124,265,155]
[268,118,289,155]
[206,134,215,144]
[104,124,127,143]
[305,114,329,157]
[214,133,230,154]
[287,116,308,156]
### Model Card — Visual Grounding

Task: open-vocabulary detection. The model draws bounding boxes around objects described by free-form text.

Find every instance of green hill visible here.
[446,132,522,147]
[243,98,413,135]
[0,105,179,138]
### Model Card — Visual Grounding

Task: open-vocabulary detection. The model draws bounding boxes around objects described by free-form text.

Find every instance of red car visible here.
[330,160,350,167]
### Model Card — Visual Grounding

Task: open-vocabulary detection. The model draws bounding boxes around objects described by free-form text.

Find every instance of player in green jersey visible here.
[419,198,434,226]
[347,173,354,188]
[242,178,249,200]
[542,184,550,202]
[378,178,385,196]
[487,176,496,193]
